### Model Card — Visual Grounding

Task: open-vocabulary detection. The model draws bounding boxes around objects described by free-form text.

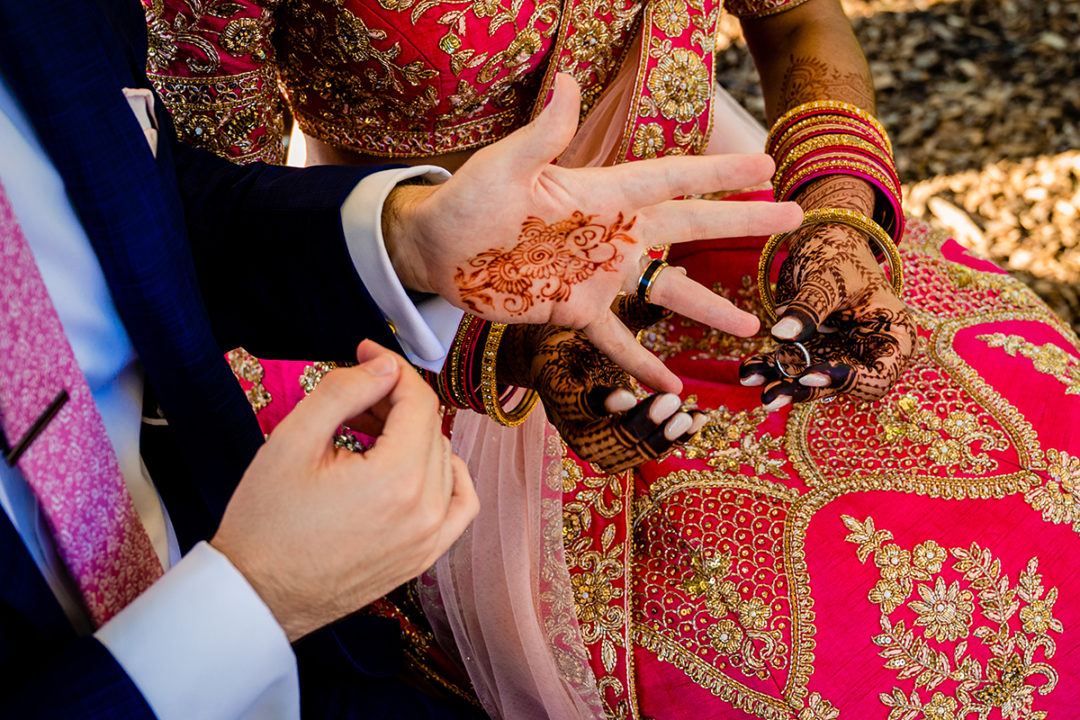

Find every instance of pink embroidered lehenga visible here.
[146,0,1080,716]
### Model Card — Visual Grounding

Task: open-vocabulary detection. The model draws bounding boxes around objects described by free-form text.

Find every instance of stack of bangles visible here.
[419,314,539,427]
[767,100,905,246]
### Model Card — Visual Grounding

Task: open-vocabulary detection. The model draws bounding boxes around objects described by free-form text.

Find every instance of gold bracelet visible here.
[773,134,896,184]
[480,322,539,427]
[446,314,475,407]
[777,156,901,204]
[756,208,904,323]
[768,115,892,159]
[768,100,893,155]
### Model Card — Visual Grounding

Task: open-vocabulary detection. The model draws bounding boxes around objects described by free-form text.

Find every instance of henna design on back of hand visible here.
[779,54,876,112]
[454,211,636,315]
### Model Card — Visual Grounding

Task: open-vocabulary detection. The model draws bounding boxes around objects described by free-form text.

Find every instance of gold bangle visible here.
[777,156,901,204]
[768,100,893,155]
[773,134,896,184]
[480,322,539,427]
[446,314,474,407]
[768,115,892,159]
[756,208,904,323]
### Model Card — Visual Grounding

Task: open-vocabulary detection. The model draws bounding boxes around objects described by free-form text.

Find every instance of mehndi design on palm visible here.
[455,212,635,316]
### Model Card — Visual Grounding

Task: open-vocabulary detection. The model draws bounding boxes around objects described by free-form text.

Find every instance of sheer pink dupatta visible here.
[419,33,768,718]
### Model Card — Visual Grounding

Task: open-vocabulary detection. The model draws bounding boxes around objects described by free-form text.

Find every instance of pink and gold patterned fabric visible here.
[142,0,807,161]
[559,198,1080,718]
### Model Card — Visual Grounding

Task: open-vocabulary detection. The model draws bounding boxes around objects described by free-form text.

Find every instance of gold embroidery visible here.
[226,347,271,413]
[652,0,690,37]
[876,393,1007,474]
[299,361,337,396]
[844,515,1061,719]
[675,405,787,478]
[797,693,840,720]
[644,47,709,123]
[977,332,1080,395]
[1024,448,1080,532]
[721,0,813,19]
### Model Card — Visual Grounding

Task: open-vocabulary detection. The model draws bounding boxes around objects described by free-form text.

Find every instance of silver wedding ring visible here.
[775,341,812,379]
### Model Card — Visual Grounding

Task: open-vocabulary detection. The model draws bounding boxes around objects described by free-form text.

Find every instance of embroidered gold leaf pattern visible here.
[977,333,1080,395]
[845,516,1061,719]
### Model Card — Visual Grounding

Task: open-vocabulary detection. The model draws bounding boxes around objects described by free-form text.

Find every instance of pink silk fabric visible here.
[0,181,162,627]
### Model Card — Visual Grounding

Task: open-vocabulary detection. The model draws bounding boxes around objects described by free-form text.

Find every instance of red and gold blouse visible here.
[143,0,810,163]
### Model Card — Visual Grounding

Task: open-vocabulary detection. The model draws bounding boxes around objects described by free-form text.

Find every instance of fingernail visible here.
[363,355,397,377]
[740,374,765,387]
[799,373,829,387]
[690,413,708,434]
[664,413,693,440]
[605,389,637,413]
[649,393,682,422]
[763,396,791,413]
[772,317,802,340]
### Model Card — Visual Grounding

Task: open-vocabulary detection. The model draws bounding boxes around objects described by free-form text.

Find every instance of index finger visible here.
[586,153,776,209]
[366,359,444,462]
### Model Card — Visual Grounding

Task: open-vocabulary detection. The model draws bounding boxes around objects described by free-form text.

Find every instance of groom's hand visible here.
[383,73,801,394]
[211,340,478,642]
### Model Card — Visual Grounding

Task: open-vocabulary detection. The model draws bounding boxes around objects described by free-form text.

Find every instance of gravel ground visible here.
[716,0,1080,332]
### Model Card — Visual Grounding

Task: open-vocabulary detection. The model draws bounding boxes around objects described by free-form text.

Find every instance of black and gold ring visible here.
[637,259,669,304]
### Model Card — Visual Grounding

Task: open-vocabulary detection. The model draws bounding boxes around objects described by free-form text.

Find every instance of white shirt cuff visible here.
[95,542,298,720]
[340,166,464,372]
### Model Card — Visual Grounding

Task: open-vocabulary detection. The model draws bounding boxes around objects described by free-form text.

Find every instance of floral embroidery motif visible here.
[1024,449,1080,533]
[976,333,1080,395]
[797,693,840,720]
[299,361,337,395]
[843,515,1062,719]
[226,347,270,412]
[875,393,1007,474]
[675,405,787,478]
[645,47,710,123]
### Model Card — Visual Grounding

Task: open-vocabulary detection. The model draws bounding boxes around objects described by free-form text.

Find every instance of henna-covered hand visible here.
[740,178,916,408]
[383,73,801,394]
[499,296,706,472]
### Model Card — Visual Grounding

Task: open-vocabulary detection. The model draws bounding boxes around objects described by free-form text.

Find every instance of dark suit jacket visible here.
[0,1,477,717]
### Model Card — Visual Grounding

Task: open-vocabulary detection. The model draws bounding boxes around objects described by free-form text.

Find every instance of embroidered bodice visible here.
[144,0,809,163]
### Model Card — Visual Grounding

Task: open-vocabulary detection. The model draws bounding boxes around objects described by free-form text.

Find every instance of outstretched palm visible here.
[387,73,802,393]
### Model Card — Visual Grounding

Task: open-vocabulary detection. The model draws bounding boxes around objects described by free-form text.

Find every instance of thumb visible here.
[505,73,581,168]
[276,342,402,446]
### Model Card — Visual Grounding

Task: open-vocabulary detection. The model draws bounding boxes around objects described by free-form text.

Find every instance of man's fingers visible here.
[364,350,443,462]
[489,72,580,171]
[595,153,778,208]
[585,311,682,394]
[277,346,401,449]
[646,267,760,337]
[431,455,479,559]
[639,198,802,245]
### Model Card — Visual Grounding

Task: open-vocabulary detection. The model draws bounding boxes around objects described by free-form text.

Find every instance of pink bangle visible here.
[779,160,905,243]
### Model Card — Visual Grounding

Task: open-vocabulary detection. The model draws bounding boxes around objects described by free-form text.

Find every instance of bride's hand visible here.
[499,296,706,473]
[383,72,801,395]
[739,222,916,409]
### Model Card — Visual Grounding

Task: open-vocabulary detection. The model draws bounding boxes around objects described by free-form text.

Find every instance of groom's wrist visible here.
[382,182,438,295]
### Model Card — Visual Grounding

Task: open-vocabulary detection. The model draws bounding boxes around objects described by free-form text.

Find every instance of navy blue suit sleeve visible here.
[170,140,406,362]
[0,636,154,719]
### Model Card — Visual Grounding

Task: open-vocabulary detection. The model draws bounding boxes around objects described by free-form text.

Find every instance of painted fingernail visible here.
[605,389,637,413]
[740,374,765,387]
[690,413,708,434]
[763,396,792,413]
[664,413,693,440]
[648,393,682,422]
[363,355,397,377]
[772,317,802,340]
[799,373,829,387]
